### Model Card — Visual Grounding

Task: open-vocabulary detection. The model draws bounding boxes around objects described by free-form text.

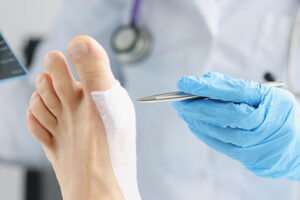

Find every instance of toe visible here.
[44,50,79,103]
[30,91,58,134]
[67,35,115,93]
[26,107,53,147]
[36,73,61,116]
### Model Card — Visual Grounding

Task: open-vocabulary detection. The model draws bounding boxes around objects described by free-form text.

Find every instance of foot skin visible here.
[26,36,124,200]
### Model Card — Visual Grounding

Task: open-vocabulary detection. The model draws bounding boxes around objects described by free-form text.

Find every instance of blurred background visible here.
[1,1,300,200]
[0,0,63,59]
[0,0,63,199]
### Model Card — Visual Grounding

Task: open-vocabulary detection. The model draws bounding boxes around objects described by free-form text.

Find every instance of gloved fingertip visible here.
[202,72,222,78]
[243,81,270,106]
[177,77,190,91]
[172,101,182,110]
[177,76,189,86]
[202,72,214,77]
[177,76,207,92]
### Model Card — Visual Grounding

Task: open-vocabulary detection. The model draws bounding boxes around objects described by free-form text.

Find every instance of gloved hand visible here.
[172,72,300,181]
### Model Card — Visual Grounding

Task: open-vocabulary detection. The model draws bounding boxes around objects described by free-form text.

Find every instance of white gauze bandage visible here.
[91,81,141,200]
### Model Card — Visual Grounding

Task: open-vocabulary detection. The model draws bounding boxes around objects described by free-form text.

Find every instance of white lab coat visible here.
[1,0,300,199]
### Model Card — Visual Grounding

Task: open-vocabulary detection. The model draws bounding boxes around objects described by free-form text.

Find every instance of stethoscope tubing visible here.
[131,0,142,25]
[287,3,300,96]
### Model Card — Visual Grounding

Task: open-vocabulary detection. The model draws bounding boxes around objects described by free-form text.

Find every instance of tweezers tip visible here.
[137,97,146,101]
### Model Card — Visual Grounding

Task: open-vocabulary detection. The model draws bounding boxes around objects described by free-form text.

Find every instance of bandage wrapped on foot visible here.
[91,81,141,200]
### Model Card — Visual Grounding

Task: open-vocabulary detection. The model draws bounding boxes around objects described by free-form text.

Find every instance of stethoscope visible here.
[111,0,151,64]
[264,4,300,96]
[286,4,300,96]
[112,0,300,96]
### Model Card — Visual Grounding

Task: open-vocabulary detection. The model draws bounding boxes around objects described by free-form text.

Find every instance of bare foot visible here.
[26,36,124,200]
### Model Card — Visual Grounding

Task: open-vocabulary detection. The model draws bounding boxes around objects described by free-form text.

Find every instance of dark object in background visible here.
[25,169,41,200]
[23,38,42,68]
[25,168,62,200]
[264,72,276,82]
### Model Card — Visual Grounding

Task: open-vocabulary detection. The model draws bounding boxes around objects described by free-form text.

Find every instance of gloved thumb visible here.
[177,72,270,106]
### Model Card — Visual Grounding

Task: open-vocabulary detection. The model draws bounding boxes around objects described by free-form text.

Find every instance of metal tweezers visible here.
[137,81,285,103]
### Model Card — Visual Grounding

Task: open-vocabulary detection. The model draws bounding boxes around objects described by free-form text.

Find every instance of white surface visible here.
[0,0,64,56]
[0,163,25,200]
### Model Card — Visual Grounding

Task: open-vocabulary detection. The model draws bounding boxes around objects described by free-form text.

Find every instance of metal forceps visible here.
[137,81,285,103]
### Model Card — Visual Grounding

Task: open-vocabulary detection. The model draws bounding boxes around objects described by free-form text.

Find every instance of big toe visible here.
[67,36,115,93]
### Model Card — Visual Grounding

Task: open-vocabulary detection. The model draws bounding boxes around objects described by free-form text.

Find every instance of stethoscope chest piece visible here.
[111,24,151,64]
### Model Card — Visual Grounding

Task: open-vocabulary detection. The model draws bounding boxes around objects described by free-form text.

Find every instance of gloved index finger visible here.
[173,97,263,130]
[177,72,271,106]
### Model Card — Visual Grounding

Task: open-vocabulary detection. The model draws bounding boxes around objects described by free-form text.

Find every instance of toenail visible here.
[36,75,45,86]
[67,40,89,59]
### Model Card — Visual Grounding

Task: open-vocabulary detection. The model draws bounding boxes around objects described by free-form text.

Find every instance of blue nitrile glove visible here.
[172,72,300,181]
